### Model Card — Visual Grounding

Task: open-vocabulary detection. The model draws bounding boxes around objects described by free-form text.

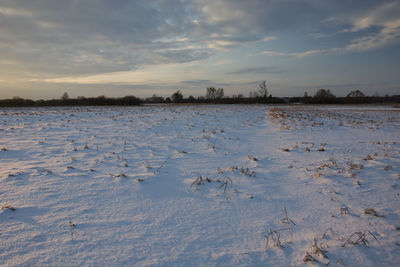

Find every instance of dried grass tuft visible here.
[240,167,256,177]
[364,154,373,161]
[248,155,258,161]
[364,208,384,217]
[343,231,378,247]
[190,176,206,190]
[303,252,319,263]
[340,206,349,215]
[265,229,282,249]
[218,177,232,194]
[312,238,328,259]
[1,205,15,211]
[320,227,336,239]
[69,217,77,241]
[280,205,296,226]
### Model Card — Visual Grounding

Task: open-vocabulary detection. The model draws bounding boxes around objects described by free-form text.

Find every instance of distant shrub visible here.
[346,90,366,98]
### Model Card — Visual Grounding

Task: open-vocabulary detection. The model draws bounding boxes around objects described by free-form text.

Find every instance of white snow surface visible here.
[0,105,399,266]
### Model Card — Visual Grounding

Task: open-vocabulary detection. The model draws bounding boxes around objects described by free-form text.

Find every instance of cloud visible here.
[215,60,233,65]
[0,0,205,77]
[0,1,368,75]
[261,1,400,58]
[40,69,176,86]
[37,60,213,86]
[1,0,399,85]
[344,2,400,32]
[227,66,282,75]
[259,50,319,57]
[342,5,400,52]
[261,51,288,56]
[0,6,32,16]
[181,79,213,85]
[262,36,277,42]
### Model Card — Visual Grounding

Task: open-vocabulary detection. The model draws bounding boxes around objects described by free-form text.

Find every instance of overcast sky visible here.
[1,0,399,99]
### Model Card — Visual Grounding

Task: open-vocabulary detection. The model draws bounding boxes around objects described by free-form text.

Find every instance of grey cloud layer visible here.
[227,66,283,75]
[0,0,397,78]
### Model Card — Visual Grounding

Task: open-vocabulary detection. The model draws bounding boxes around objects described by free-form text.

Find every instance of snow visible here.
[0,105,399,266]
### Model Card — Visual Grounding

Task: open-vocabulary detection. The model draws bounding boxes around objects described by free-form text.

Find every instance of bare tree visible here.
[215,88,224,99]
[61,92,69,100]
[249,91,258,98]
[206,87,216,100]
[258,81,268,98]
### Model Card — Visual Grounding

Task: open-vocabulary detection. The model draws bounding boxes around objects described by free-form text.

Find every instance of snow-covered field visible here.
[1,105,399,266]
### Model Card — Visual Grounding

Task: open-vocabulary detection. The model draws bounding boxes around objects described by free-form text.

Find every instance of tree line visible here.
[141,84,400,105]
[0,94,142,107]
[287,89,400,104]
[145,82,283,104]
[0,82,399,107]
